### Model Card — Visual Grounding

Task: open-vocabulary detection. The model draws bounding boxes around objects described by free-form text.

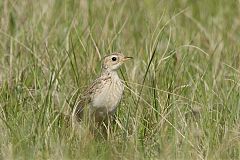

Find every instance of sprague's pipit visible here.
[74,52,132,123]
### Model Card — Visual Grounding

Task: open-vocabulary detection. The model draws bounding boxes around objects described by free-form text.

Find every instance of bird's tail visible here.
[73,100,85,121]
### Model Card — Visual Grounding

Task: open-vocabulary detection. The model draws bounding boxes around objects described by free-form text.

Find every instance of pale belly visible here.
[90,81,124,118]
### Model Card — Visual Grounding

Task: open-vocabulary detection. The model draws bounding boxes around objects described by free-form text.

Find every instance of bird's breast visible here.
[91,78,124,114]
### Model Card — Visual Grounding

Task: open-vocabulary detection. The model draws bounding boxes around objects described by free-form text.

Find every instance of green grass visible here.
[0,0,240,159]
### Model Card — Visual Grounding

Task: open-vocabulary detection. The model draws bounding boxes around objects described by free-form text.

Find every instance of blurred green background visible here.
[0,0,240,159]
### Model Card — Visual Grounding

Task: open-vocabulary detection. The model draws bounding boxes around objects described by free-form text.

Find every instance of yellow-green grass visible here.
[0,0,240,159]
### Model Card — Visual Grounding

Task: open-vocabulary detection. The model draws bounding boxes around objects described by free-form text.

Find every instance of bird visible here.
[74,52,132,124]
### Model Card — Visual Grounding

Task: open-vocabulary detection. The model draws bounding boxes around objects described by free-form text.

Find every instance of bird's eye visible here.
[112,57,117,61]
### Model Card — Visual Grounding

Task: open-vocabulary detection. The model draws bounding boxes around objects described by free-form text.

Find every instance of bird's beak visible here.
[123,56,133,61]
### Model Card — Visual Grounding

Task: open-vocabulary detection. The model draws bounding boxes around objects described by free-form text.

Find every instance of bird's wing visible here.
[74,78,102,120]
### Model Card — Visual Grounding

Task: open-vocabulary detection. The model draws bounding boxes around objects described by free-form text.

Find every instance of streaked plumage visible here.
[75,53,132,122]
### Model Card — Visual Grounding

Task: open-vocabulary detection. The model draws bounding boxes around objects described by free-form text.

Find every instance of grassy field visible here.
[0,0,240,159]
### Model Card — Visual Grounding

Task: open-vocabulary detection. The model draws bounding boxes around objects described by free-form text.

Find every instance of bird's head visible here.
[102,52,132,71]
